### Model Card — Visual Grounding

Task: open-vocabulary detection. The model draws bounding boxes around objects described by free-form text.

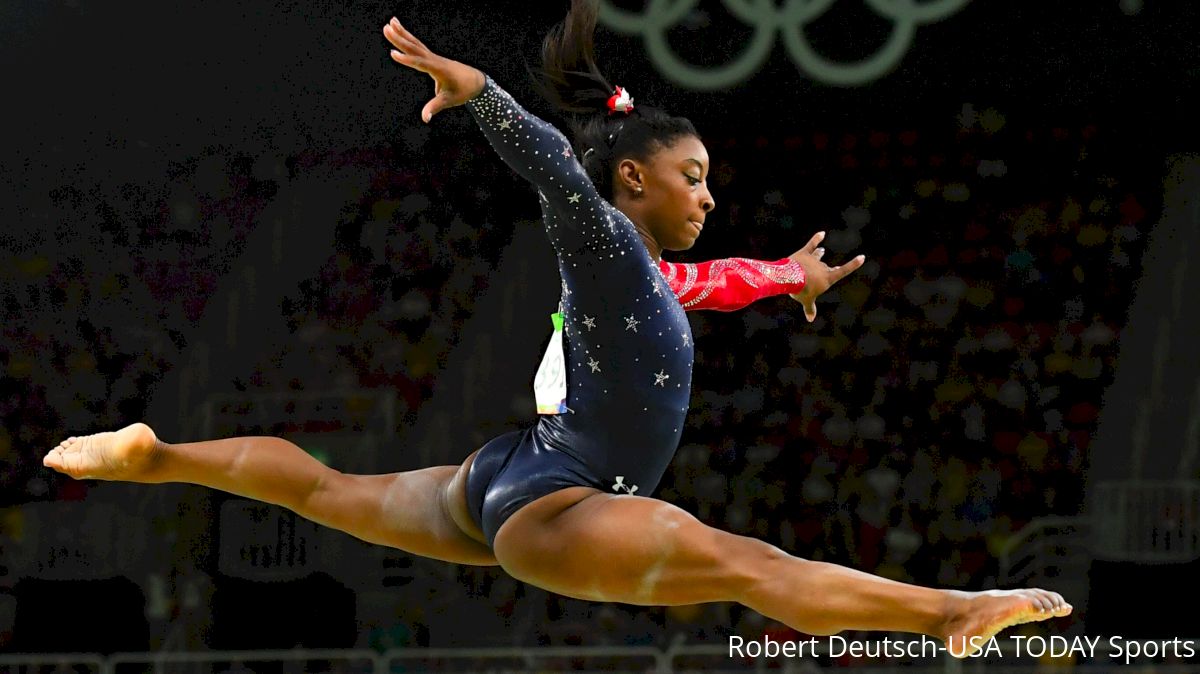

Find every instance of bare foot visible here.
[942,588,1073,658]
[43,423,162,482]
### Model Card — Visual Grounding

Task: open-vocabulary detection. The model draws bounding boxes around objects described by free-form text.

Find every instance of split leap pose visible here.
[43,0,1069,656]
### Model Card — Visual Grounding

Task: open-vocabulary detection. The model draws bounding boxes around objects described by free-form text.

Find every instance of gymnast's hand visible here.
[383,17,485,124]
[787,231,866,323]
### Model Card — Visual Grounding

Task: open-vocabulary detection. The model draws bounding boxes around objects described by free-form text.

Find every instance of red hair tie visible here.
[607,86,634,115]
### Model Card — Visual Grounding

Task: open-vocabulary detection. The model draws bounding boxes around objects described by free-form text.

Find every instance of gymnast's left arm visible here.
[662,231,865,320]
[659,256,807,312]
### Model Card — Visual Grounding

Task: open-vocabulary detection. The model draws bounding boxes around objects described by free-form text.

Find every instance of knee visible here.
[632,508,773,603]
[716,533,788,599]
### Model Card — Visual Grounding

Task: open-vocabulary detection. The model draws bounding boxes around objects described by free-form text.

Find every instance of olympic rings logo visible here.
[597,0,971,89]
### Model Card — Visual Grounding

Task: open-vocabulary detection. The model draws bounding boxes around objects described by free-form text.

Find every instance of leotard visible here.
[464,75,694,547]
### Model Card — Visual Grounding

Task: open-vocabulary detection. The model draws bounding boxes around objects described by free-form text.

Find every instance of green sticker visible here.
[550,312,564,331]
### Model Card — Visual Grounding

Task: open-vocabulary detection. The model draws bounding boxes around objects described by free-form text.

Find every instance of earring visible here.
[635,187,643,195]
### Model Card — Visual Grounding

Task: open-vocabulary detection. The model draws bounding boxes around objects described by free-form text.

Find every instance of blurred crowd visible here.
[241,129,518,428]
[670,110,1143,589]
[0,150,275,506]
[1,98,1158,658]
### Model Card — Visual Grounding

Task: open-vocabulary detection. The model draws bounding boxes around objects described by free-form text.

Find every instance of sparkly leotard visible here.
[463,75,695,547]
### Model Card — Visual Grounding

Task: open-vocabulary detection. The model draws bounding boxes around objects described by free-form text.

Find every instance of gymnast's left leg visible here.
[492,487,1072,657]
[43,423,497,565]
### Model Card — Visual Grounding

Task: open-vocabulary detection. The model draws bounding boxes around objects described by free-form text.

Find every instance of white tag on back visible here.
[533,312,568,415]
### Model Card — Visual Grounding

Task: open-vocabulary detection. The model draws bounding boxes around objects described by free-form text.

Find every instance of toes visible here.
[1028,590,1072,616]
[1022,591,1042,610]
[1024,590,1050,613]
[1042,591,1063,611]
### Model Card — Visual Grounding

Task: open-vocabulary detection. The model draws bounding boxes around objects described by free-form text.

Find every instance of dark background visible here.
[2,0,1197,216]
[2,0,1199,664]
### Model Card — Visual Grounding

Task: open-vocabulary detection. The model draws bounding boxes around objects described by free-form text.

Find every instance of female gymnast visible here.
[43,0,1069,657]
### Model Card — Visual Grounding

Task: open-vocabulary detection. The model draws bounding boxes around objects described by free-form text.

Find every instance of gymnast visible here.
[43,0,1070,656]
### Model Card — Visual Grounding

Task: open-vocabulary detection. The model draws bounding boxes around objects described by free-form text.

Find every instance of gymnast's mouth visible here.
[689,220,704,233]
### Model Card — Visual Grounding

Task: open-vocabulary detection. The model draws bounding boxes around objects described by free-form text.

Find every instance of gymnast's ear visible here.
[615,158,644,193]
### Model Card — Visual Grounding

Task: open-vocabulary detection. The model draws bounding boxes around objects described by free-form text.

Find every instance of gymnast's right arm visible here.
[382,17,597,212]
[463,76,600,211]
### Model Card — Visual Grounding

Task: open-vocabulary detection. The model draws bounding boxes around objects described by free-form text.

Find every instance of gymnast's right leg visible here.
[43,423,498,566]
[493,488,1073,658]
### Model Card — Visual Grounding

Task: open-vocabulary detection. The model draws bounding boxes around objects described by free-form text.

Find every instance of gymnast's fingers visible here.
[388,17,432,53]
[389,48,432,74]
[801,230,825,255]
[384,26,413,55]
[383,24,419,55]
[383,19,431,57]
[828,254,866,285]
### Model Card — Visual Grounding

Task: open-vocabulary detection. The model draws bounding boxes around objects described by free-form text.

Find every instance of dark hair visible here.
[530,0,698,201]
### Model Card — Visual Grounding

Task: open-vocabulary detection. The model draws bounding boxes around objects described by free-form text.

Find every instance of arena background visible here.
[2,0,1199,671]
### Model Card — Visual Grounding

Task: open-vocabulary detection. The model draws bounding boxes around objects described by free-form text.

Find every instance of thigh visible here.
[492,488,769,605]
[445,448,488,545]
[309,452,497,566]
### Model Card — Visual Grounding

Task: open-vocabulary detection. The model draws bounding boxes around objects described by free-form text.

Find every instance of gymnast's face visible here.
[616,135,716,256]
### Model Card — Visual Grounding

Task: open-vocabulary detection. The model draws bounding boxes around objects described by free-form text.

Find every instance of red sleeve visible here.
[658,257,806,312]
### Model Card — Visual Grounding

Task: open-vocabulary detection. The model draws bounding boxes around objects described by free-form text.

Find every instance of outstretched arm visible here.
[660,256,806,312]
[664,231,866,320]
[383,17,598,214]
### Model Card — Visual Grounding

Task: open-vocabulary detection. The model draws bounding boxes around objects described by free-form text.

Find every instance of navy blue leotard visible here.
[463,75,695,547]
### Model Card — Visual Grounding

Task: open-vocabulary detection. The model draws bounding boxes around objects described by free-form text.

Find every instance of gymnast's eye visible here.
[685,174,701,187]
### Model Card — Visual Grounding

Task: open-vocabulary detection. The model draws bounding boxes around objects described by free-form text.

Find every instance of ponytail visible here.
[530,0,698,200]
[531,0,612,114]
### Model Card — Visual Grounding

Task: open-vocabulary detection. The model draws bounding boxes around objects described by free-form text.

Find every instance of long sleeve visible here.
[658,257,806,312]
[466,74,599,215]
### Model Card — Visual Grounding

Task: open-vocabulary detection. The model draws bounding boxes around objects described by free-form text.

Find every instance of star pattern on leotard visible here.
[467,75,694,469]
